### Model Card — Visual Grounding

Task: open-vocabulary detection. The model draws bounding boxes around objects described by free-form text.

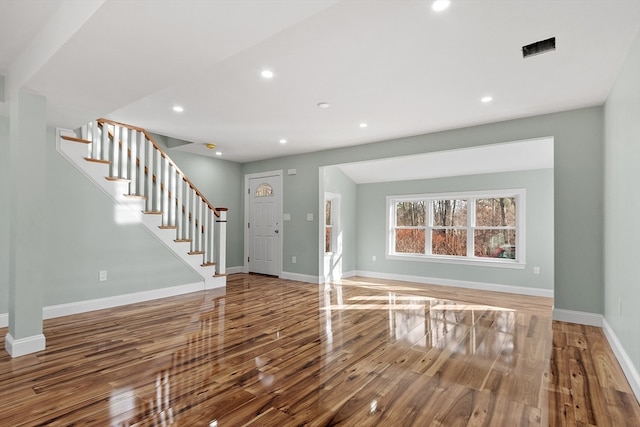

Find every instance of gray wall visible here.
[0,119,205,310]
[356,169,554,290]
[244,106,603,313]
[151,133,244,269]
[604,31,640,376]
[321,166,358,275]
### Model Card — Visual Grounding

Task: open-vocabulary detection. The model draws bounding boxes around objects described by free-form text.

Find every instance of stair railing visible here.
[77,118,226,275]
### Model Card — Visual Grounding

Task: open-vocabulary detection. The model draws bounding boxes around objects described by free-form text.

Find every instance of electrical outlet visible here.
[372,255,376,261]
[99,270,107,281]
[292,256,297,264]
[306,213,313,221]
[533,266,540,274]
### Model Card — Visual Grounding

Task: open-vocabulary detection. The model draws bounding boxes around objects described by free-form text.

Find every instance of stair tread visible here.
[201,262,217,267]
[143,211,163,215]
[159,225,177,229]
[174,239,192,243]
[106,176,131,182]
[85,157,111,165]
[188,251,205,255]
[62,135,91,144]
[124,194,147,200]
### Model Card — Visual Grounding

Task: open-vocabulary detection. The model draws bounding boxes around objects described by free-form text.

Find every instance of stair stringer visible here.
[56,128,225,290]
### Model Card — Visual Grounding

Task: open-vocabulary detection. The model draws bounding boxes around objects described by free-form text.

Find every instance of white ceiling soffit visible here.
[336,137,554,184]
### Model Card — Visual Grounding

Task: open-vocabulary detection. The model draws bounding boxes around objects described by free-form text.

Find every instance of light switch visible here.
[307,213,313,221]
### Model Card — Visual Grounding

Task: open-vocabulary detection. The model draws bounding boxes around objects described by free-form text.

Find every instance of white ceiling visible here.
[1,0,638,163]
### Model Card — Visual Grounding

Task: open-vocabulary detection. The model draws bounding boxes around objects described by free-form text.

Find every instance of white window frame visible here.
[386,189,526,269]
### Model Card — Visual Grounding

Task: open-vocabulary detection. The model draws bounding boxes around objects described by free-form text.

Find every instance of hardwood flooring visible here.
[0,274,638,426]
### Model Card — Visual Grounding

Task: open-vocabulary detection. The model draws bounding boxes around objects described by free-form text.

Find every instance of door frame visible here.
[244,170,283,276]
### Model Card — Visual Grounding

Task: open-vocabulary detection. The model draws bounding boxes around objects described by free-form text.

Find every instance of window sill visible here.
[385,253,525,269]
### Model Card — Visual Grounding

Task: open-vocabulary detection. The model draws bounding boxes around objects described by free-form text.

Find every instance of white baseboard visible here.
[342,270,357,279]
[552,308,603,326]
[0,313,7,328]
[280,271,321,284]
[226,266,245,274]
[602,318,640,403]
[43,281,205,320]
[355,270,554,298]
[553,308,603,328]
[5,333,46,358]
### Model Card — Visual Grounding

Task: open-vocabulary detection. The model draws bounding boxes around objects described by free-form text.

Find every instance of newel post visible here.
[216,208,228,275]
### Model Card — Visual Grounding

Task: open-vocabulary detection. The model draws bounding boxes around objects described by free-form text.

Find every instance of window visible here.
[325,199,332,253]
[324,193,341,254]
[387,189,524,267]
[255,183,273,197]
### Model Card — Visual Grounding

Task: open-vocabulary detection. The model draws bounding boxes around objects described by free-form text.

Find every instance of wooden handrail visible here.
[97,118,220,217]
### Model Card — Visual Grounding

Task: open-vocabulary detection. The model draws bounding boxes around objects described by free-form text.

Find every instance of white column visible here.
[6,89,47,357]
[216,209,228,275]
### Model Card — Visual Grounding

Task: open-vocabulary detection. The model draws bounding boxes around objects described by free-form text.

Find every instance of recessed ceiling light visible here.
[481,96,493,103]
[432,0,450,12]
[317,102,331,109]
[215,151,222,156]
[172,105,184,112]
[359,123,368,128]
[279,139,287,144]
[261,69,274,79]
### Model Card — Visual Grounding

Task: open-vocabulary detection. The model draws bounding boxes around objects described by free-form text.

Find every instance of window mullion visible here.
[468,197,475,258]
[426,200,432,256]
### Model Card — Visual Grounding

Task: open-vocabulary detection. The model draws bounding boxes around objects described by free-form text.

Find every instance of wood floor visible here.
[1,274,638,426]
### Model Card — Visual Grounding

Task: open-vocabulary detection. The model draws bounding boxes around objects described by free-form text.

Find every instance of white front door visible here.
[248,175,281,276]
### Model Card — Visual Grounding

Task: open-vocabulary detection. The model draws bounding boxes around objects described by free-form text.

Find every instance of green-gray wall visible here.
[0,119,206,311]
[356,169,553,291]
[604,31,640,379]
[244,106,603,313]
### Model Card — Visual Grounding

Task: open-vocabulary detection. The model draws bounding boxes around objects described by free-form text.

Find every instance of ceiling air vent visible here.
[522,37,556,58]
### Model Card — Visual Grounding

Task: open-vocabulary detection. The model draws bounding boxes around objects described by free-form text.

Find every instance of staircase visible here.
[56,118,226,290]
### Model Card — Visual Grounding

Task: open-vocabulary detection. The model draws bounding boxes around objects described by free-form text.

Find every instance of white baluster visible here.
[101,122,109,162]
[202,207,209,263]
[121,127,129,181]
[138,134,146,197]
[198,199,204,253]
[130,130,138,194]
[154,148,161,212]
[146,136,155,211]
[190,190,197,251]
[168,165,175,226]
[176,175,183,239]
[162,156,169,225]
[111,125,120,178]
[89,121,98,159]
[184,184,191,241]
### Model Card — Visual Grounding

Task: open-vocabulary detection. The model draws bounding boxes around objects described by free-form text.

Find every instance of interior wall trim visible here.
[43,281,206,320]
[552,308,603,326]
[280,271,321,284]
[4,333,46,358]
[603,317,640,403]
[355,270,554,298]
